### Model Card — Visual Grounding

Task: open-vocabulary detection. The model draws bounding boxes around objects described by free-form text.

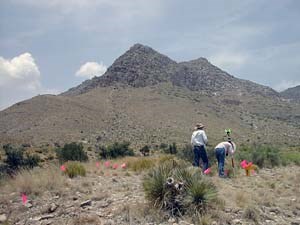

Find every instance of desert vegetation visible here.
[0,142,299,224]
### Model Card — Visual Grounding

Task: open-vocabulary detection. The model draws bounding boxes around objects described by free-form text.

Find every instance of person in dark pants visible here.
[191,123,208,172]
[214,141,236,177]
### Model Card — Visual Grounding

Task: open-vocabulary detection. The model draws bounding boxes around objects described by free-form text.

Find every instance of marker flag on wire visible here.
[112,163,119,170]
[240,160,247,169]
[204,168,211,175]
[121,163,127,169]
[60,165,66,172]
[96,162,100,168]
[22,193,27,205]
[104,161,110,168]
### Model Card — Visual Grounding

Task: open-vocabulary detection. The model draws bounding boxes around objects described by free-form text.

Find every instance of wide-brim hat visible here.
[195,123,205,129]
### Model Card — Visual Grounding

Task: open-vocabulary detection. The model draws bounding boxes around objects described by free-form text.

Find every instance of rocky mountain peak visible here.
[63,44,278,97]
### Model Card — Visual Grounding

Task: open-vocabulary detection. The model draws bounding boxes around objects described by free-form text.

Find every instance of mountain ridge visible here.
[62,43,278,98]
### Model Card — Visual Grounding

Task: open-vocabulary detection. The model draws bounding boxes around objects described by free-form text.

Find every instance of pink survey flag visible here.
[60,165,66,172]
[96,162,100,168]
[104,161,110,168]
[112,163,119,169]
[240,160,247,169]
[121,163,127,169]
[204,168,211,174]
[22,193,27,205]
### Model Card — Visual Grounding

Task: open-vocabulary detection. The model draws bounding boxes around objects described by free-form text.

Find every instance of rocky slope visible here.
[281,85,300,102]
[0,44,300,147]
[63,44,278,98]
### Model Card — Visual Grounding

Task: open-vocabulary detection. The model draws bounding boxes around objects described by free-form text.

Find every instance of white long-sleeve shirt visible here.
[191,129,208,147]
[215,141,236,156]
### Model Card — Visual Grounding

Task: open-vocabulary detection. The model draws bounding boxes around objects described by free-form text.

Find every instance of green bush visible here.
[4,145,24,169]
[281,151,300,166]
[3,144,40,170]
[176,144,193,163]
[23,153,40,169]
[56,142,88,163]
[236,145,280,168]
[162,143,177,155]
[140,145,150,156]
[97,141,134,159]
[143,159,217,216]
[64,161,86,178]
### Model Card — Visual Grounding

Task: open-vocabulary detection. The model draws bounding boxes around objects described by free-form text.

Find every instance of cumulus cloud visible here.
[0,53,41,90]
[0,53,57,110]
[75,61,107,79]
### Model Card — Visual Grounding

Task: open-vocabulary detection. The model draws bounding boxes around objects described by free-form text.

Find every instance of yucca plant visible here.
[143,159,217,216]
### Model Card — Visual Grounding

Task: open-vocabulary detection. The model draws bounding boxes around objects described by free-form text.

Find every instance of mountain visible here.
[281,85,300,102]
[1,44,300,147]
[63,44,277,97]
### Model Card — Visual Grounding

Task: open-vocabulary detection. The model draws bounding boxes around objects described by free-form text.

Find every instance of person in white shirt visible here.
[191,123,208,172]
[214,141,236,177]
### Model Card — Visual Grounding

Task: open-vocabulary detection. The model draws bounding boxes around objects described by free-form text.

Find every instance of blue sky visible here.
[1,0,300,109]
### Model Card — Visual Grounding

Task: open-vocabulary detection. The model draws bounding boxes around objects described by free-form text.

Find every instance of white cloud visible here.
[274,80,300,92]
[209,52,248,70]
[0,53,58,110]
[0,53,41,91]
[75,61,107,79]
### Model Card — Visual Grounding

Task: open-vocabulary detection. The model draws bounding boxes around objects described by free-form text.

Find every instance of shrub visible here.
[176,144,193,163]
[56,142,88,163]
[64,161,86,178]
[126,157,156,172]
[3,144,40,170]
[143,159,217,216]
[236,145,280,168]
[97,141,134,159]
[162,143,177,155]
[140,145,150,156]
[4,144,24,169]
[23,153,40,169]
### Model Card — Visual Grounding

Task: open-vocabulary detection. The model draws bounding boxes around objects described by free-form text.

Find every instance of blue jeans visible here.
[193,145,208,172]
[215,147,225,176]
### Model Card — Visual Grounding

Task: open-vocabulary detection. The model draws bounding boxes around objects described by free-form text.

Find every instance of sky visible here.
[1,0,300,110]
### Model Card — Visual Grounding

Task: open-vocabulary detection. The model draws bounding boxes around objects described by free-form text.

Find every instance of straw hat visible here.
[195,123,205,129]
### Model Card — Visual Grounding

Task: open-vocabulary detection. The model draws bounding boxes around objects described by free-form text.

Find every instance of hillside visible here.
[281,85,300,102]
[0,44,300,147]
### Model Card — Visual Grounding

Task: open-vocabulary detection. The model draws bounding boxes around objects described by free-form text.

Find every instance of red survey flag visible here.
[104,161,110,168]
[112,163,119,169]
[204,168,211,174]
[96,162,100,168]
[60,165,66,172]
[121,163,127,169]
[22,193,27,205]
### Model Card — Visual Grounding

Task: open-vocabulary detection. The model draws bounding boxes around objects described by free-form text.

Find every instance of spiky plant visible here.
[143,159,217,216]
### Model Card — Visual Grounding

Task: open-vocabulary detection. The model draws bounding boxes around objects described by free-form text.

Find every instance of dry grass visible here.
[3,164,66,196]
[235,191,251,208]
[71,214,102,225]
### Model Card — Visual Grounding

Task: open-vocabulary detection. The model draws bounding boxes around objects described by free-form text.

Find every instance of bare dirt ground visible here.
[0,160,299,225]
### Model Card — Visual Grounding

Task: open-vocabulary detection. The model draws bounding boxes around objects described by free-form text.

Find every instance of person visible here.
[191,123,208,172]
[214,141,236,177]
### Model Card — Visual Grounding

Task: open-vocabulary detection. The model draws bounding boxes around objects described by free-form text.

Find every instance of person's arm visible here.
[202,131,208,145]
